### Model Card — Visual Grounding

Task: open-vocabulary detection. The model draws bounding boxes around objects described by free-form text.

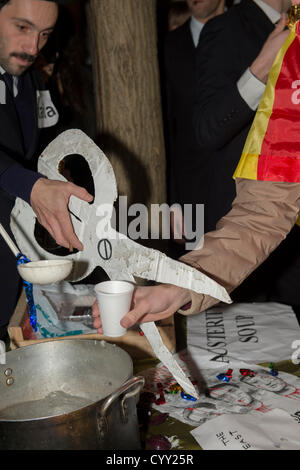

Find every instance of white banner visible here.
[187,302,300,367]
[190,408,300,450]
[140,351,300,433]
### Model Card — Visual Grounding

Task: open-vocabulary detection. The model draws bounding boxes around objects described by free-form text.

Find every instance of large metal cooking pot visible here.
[0,339,145,450]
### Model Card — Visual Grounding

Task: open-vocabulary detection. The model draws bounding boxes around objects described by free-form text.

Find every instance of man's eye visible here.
[41,32,51,40]
[16,24,28,32]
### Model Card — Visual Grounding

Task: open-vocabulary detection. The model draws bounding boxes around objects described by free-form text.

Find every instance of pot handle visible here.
[99,376,145,423]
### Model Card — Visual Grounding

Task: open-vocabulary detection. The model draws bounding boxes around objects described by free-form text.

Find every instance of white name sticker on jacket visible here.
[37,90,59,128]
[0,81,6,104]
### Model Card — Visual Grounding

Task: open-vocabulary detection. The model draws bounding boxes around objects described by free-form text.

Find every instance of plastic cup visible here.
[94,280,135,337]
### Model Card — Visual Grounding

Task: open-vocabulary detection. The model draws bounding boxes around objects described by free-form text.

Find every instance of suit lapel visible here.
[182,20,197,50]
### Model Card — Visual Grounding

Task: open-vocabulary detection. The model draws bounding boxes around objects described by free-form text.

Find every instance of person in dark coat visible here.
[163,0,226,253]
[0,0,93,341]
[192,0,300,306]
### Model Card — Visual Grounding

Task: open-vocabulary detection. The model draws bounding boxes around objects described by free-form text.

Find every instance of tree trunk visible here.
[86,0,166,215]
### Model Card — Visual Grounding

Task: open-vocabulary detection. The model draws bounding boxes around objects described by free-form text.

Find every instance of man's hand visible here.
[92,284,191,333]
[250,14,289,84]
[30,178,93,250]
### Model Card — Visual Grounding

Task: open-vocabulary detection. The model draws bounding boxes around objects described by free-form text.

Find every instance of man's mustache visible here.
[10,52,37,63]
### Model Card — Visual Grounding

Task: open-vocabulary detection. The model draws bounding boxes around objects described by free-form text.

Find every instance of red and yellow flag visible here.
[234,14,300,182]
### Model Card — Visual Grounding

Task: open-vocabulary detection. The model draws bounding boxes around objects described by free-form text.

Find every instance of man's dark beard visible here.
[10,52,36,63]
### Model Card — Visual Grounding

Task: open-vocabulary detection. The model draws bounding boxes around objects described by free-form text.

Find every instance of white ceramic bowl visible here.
[17,259,73,284]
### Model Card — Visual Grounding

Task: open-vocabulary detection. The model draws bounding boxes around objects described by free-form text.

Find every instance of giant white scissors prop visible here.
[11,129,231,397]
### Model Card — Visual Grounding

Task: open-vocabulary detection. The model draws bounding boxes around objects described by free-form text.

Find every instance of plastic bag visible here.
[32,281,97,339]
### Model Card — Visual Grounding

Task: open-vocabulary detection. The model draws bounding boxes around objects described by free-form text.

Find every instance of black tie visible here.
[2,72,34,152]
[2,72,14,96]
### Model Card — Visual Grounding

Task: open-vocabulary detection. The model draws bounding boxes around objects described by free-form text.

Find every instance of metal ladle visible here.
[0,223,73,284]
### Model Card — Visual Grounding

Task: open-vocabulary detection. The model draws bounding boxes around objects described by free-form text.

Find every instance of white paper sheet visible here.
[139,350,300,428]
[187,302,300,367]
[191,408,300,450]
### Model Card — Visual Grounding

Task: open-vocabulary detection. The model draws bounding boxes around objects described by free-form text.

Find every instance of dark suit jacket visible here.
[193,0,300,306]
[0,70,45,175]
[0,68,53,328]
[164,19,212,213]
[194,0,274,231]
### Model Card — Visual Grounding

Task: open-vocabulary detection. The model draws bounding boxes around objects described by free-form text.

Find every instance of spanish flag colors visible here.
[234,20,300,183]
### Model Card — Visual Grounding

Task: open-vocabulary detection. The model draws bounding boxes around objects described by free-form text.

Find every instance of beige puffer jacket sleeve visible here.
[178,178,300,315]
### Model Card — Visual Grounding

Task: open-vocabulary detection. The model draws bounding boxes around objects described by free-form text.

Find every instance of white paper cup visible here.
[94,281,135,337]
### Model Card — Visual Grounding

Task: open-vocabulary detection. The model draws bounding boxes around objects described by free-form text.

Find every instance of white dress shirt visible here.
[190,16,205,47]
